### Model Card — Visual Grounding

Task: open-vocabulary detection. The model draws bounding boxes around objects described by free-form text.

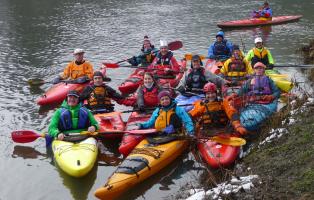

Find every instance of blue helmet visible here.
[216,31,224,39]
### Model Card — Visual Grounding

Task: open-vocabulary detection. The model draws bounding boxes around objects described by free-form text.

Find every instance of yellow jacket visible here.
[62,60,94,80]
[220,57,253,77]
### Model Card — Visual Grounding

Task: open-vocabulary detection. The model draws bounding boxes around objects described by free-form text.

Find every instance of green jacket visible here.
[48,101,99,138]
[245,47,274,65]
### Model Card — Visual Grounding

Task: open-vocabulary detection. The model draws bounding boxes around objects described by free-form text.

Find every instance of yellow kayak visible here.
[94,138,188,200]
[265,69,294,93]
[52,137,98,177]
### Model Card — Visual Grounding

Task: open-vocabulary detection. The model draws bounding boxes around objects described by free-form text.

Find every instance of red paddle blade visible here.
[168,40,183,51]
[102,62,119,68]
[11,130,43,143]
[125,129,158,135]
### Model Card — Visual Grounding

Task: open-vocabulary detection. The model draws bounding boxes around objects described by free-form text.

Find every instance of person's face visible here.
[67,95,79,106]
[93,76,103,86]
[144,74,153,85]
[192,59,201,68]
[216,36,223,42]
[160,96,171,107]
[255,42,263,49]
[160,47,168,55]
[74,53,84,62]
[254,66,265,75]
[143,41,151,50]
[205,92,217,102]
[233,50,241,59]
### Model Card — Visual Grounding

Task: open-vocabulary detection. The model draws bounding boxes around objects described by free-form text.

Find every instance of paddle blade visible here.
[184,53,206,61]
[11,130,44,143]
[27,78,46,86]
[211,136,246,146]
[125,129,158,135]
[168,41,183,51]
[102,62,120,68]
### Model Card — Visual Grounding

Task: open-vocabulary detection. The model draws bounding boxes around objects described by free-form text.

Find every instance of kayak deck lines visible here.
[130,147,164,159]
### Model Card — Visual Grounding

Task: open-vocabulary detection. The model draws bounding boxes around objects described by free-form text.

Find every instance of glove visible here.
[127,56,138,66]
[163,125,175,135]
[52,76,61,84]
[267,64,274,69]
[76,76,89,83]
[232,120,247,135]
[262,95,275,102]
[177,86,186,94]
[138,105,146,113]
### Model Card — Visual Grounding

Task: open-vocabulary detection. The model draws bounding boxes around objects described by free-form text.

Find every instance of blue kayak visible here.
[175,94,204,112]
[240,100,278,131]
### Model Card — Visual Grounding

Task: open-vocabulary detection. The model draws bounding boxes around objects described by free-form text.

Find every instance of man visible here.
[48,90,99,140]
[252,2,273,19]
[207,31,233,61]
[245,37,274,69]
[53,48,94,84]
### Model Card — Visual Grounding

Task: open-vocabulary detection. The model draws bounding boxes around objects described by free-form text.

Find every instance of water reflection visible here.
[12,145,47,159]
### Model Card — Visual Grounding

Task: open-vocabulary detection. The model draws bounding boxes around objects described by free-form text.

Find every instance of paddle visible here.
[274,64,314,68]
[184,53,207,61]
[103,40,183,68]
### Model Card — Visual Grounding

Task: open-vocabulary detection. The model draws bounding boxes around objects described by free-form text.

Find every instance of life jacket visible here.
[201,101,228,127]
[248,76,272,96]
[213,40,230,56]
[226,57,247,77]
[87,85,113,110]
[58,107,90,131]
[155,51,173,66]
[251,47,269,67]
[186,68,207,90]
[66,60,91,79]
[154,106,182,131]
[142,86,159,107]
[141,49,156,67]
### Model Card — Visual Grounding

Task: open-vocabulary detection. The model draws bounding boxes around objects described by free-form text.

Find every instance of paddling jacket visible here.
[208,39,233,59]
[128,47,158,67]
[245,47,274,67]
[48,101,99,138]
[149,51,180,75]
[189,100,228,128]
[139,101,194,135]
[186,68,207,91]
[80,84,134,112]
[255,7,273,18]
[237,75,281,100]
[221,57,253,78]
[137,84,162,108]
[62,60,94,80]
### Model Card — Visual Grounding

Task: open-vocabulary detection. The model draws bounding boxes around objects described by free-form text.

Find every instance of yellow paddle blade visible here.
[211,136,246,146]
[184,53,206,61]
[80,131,98,136]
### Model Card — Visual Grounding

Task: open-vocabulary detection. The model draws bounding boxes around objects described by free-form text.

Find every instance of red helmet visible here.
[203,82,217,93]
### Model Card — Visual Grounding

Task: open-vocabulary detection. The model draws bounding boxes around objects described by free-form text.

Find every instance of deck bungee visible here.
[95,138,188,200]
[217,15,302,28]
[52,137,98,177]
[93,111,126,138]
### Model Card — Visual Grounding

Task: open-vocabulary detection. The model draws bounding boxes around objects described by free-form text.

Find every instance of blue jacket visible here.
[207,39,233,60]
[139,100,195,135]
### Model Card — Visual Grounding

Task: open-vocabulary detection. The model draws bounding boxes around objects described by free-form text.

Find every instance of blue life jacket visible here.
[213,40,230,56]
[58,107,90,131]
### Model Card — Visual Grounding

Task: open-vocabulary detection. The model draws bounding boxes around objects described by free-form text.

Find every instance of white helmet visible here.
[159,40,168,48]
[73,48,85,55]
[254,37,263,44]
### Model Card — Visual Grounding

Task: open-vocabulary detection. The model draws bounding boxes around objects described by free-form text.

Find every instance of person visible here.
[53,49,94,84]
[148,40,181,76]
[220,45,254,83]
[237,62,281,102]
[177,54,227,94]
[48,90,99,140]
[189,82,247,135]
[133,90,194,136]
[136,72,163,112]
[245,37,275,69]
[127,36,158,67]
[80,71,134,112]
[252,2,273,19]
[207,31,233,61]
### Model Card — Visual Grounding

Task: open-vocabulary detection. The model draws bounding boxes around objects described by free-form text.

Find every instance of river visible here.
[0,0,313,199]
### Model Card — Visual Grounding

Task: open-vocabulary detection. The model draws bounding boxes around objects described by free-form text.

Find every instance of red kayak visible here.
[205,59,224,74]
[118,111,151,157]
[217,15,302,28]
[198,133,240,168]
[118,60,186,95]
[94,111,126,139]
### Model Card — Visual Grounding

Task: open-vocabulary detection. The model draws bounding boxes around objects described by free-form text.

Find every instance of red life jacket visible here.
[142,86,159,107]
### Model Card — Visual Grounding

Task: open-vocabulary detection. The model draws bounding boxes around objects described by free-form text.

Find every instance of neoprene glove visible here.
[163,125,175,135]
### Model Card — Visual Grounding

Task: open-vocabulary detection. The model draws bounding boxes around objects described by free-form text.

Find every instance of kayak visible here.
[205,59,224,74]
[37,68,107,106]
[118,111,152,157]
[197,133,240,168]
[217,15,302,28]
[118,60,186,95]
[175,94,204,112]
[93,112,126,139]
[265,69,294,93]
[94,138,188,199]
[37,82,88,106]
[52,137,98,177]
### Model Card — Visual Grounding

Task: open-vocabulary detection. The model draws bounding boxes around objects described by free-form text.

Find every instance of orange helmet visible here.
[203,82,217,93]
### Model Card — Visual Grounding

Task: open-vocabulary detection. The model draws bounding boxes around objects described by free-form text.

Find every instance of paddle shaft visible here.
[275,64,314,68]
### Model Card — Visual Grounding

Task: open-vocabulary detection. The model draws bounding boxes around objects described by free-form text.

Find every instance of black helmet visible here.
[93,71,104,80]
[232,45,240,51]
[67,90,79,98]
[191,54,203,68]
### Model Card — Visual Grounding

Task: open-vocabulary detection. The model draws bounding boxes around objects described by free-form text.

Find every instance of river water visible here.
[0,0,313,199]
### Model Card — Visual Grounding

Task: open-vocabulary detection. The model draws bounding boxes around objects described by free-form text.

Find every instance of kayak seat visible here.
[116,156,150,176]
[146,135,177,145]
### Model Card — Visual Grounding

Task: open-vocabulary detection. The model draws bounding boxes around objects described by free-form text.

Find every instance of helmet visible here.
[159,40,168,48]
[232,44,240,51]
[253,62,266,69]
[191,55,203,67]
[67,90,80,98]
[216,31,224,38]
[93,71,104,79]
[254,37,263,44]
[203,82,217,93]
[73,48,85,55]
